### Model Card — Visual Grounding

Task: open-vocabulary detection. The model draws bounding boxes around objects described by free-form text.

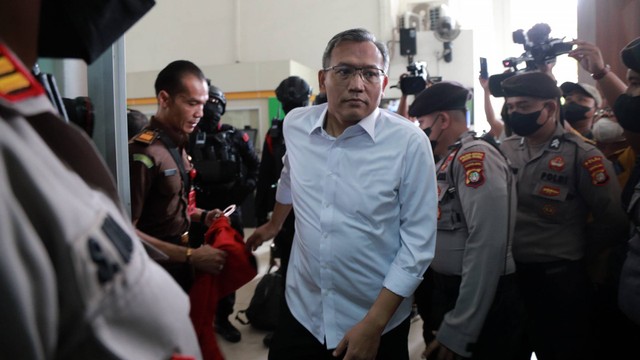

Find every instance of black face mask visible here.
[423,116,443,151]
[38,0,156,64]
[505,109,544,136]
[614,94,640,133]
[563,102,591,124]
[423,127,438,150]
[200,102,223,132]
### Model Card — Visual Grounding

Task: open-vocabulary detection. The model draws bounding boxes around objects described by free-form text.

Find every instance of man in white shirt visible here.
[246,28,437,360]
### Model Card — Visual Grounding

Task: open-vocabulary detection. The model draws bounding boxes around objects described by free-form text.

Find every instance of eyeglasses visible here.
[323,65,386,84]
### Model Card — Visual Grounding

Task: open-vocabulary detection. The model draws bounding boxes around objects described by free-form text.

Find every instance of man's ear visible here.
[318,70,326,94]
[158,90,171,108]
[546,100,558,116]
[440,112,452,130]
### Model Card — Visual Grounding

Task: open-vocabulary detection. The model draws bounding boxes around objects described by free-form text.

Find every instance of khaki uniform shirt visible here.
[129,119,192,241]
[432,131,516,356]
[0,43,200,359]
[500,123,627,263]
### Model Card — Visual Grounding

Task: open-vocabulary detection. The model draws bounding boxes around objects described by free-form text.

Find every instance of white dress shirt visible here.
[276,103,437,348]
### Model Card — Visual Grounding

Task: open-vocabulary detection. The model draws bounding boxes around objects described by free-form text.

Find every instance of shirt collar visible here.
[310,107,380,142]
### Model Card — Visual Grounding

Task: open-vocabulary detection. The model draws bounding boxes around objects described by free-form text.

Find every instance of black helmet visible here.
[208,82,227,116]
[276,76,312,107]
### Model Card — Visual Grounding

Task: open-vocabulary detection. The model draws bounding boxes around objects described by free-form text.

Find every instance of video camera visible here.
[488,23,574,97]
[394,27,429,95]
[398,60,428,95]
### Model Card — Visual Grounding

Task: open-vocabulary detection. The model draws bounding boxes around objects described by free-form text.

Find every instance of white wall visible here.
[124,0,579,136]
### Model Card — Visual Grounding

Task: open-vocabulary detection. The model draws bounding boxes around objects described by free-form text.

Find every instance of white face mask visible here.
[592,118,625,143]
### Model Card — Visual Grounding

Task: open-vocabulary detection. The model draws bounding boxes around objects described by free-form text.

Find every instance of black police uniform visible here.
[255,118,296,272]
[189,122,259,240]
[188,119,259,342]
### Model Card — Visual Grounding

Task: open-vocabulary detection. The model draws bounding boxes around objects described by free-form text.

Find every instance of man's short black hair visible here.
[322,28,389,72]
[154,60,206,96]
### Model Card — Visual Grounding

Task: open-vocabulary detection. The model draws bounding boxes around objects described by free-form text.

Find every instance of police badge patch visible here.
[582,155,609,186]
[458,151,485,188]
[548,156,565,171]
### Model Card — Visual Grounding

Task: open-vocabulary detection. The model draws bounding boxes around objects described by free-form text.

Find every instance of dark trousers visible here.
[415,269,525,360]
[268,299,410,360]
[516,260,594,360]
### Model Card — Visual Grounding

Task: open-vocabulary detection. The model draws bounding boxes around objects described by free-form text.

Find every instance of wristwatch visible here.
[592,64,611,80]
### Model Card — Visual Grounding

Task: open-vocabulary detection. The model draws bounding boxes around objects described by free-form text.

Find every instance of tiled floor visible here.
[216,230,427,360]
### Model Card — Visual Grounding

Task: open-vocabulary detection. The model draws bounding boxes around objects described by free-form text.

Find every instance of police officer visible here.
[1,1,202,358]
[616,34,640,331]
[254,75,311,347]
[499,72,628,360]
[560,81,602,139]
[255,75,311,267]
[129,61,227,292]
[408,82,522,360]
[188,82,260,343]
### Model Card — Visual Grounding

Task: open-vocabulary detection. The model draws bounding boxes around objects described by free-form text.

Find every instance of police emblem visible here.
[542,204,556,216]
[548,156,565,171]
[468,170,481,183]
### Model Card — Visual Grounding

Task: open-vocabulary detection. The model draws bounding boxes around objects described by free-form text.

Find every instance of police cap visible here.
[500,72,561,99]
[621,37,640,73]
[408,81,470,118]
[560,82,602,107]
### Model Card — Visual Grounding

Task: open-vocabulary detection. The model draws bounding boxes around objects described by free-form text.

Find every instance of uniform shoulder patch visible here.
[0,44,45,102]
[132,153,154,169]
[133,129,159,145]
[458,151,485,188]
[582,155,609,186]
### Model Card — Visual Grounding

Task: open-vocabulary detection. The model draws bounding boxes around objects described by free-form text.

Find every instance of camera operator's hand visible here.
[478,76,490,91]
[569,40,606,74]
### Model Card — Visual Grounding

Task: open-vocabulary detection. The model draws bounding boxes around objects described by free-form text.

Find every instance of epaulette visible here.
[562,131,597,151]
[133,129,159,145]
[0,44,46,103]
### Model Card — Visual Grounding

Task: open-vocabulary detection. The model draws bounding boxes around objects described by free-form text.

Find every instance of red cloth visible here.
[189,216,257,360]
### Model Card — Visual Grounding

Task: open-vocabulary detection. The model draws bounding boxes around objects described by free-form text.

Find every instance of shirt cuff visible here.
[382,263,423,298]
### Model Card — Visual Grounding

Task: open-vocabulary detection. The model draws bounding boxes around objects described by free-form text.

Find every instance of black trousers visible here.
[268,298,410,360]
[415,269,525,360]
[516,260,594,360]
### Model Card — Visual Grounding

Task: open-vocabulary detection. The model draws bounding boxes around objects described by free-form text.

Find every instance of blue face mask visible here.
[505,108,544,136]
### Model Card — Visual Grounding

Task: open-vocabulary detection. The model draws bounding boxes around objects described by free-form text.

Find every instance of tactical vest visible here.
[190,127,242,186]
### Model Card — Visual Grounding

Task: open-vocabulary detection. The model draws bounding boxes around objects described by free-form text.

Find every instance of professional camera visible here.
[399,61,428,95]
[488,23,574,97]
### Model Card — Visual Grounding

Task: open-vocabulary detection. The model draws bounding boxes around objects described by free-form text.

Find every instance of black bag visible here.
[236,266,283,331]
